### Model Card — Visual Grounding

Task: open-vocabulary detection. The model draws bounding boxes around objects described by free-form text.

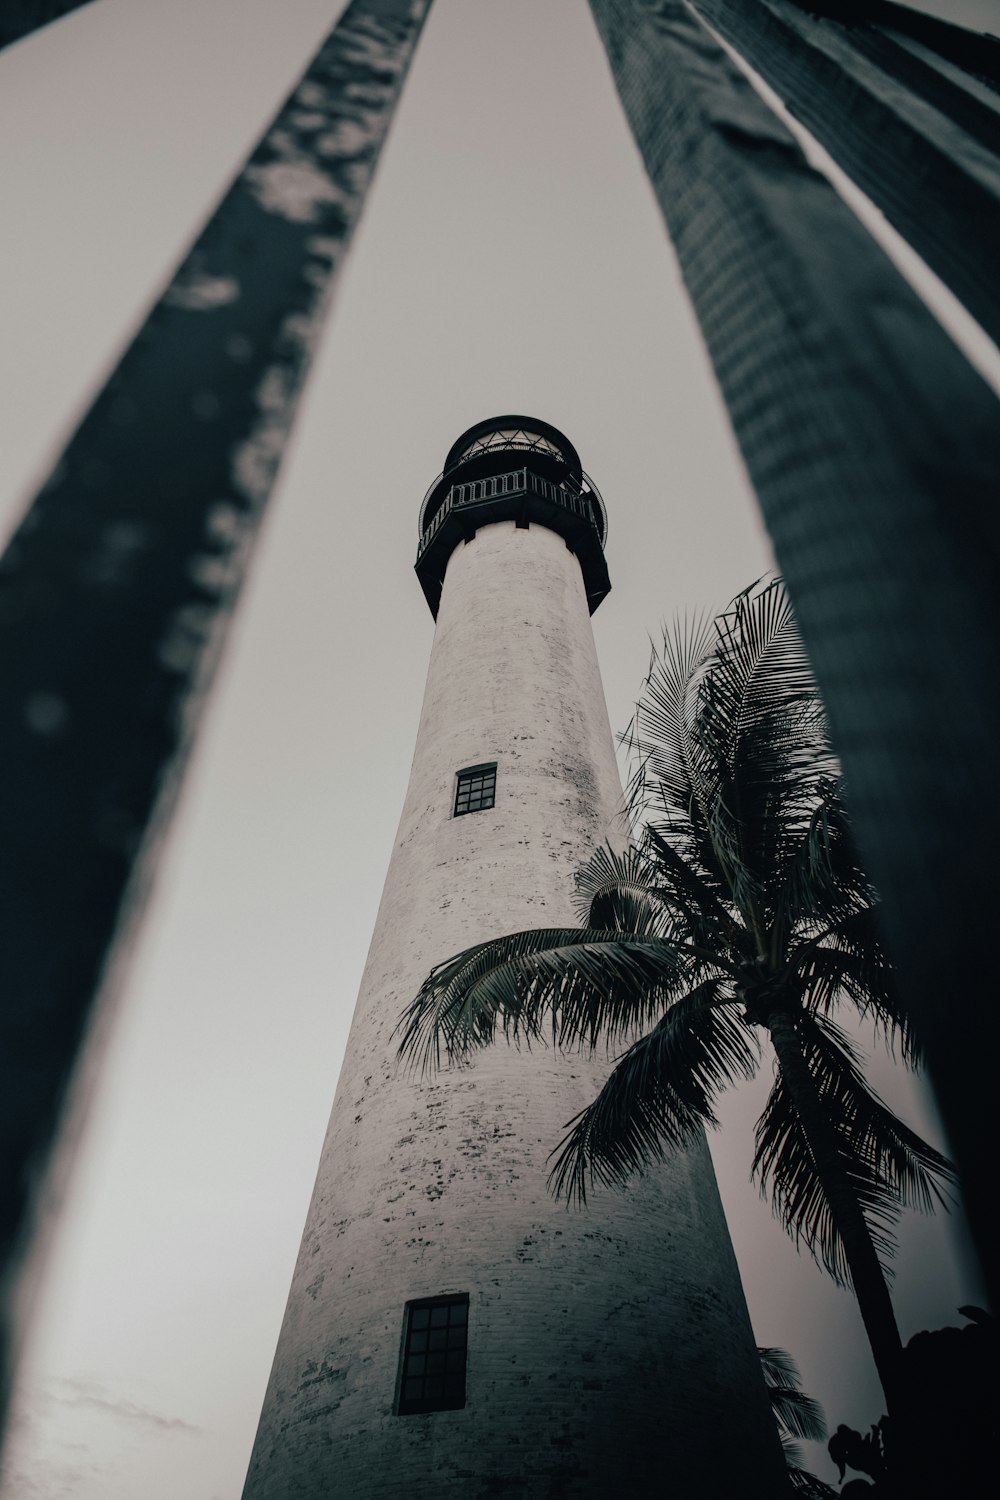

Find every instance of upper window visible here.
[457,427,564,465]
[397,1294,469,1414]
[454,763,496,817]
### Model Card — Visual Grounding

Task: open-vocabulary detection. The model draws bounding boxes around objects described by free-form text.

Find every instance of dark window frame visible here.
[454,762,496,817]
[395,1293,469,1415]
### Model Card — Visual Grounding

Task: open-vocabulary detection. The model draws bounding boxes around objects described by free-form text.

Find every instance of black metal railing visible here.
[417,468,599,560]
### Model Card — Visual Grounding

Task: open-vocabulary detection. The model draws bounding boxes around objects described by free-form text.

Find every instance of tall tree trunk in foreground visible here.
[691,0,1000,346]
[588,0,1000,1303]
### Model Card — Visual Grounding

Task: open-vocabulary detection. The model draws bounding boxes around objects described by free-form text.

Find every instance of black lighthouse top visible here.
[415,416,610,619]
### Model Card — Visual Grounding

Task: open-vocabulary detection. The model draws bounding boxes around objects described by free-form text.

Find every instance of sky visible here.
[0,1,996,1495]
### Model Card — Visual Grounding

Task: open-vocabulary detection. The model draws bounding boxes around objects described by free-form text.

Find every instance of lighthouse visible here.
[242,419,784,1497]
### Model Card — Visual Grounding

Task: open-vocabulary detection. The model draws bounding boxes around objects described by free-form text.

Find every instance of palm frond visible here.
[794,925,919,1063]
[396,929,696,1073]
[807,1013,954,1211]
[786,1464,839,1498]
[548,985,758,1204]
[702,778,766,925]
[758,1344,800,1389]
[658,779,738,902]
[699,587,824,814]
[753,1014,955,1281]
[698,583,838,928]
[702,578,819,757]
[572,843,665,935]
[775,779,874,931]
[758,1348,827,1443]
[758,1346,836,1497]
[642,822,749,958]
[626,580,841,949]
[622,612,717,826]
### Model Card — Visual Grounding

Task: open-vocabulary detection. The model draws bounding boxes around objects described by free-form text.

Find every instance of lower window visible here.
[397,1293,469,1414]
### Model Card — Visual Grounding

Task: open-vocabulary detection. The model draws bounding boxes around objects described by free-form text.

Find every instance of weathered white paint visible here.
[242,516,785,1497]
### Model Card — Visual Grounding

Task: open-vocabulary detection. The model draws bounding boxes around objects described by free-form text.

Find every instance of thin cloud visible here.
[1,1374,203,1500]
[45,1377,202,1436]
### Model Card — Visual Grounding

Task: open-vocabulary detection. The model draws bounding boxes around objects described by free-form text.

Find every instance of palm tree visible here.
[758,1346,836,1498]
[396,578,953,1418]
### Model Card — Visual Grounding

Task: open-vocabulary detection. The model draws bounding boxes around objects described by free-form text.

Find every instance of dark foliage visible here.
[827,1308,997,1498]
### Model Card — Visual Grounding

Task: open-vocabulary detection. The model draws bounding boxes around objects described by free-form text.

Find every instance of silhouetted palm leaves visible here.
[758,1347,836,1497]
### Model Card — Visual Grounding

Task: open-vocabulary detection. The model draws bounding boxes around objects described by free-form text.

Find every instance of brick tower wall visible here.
[242,518,785,1499]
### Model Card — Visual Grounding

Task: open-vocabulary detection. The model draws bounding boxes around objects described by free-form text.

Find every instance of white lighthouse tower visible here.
[242,418,785,1497]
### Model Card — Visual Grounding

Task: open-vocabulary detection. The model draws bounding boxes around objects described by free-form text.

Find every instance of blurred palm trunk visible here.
[691,0,1000,346]
[587,0,1000,1302]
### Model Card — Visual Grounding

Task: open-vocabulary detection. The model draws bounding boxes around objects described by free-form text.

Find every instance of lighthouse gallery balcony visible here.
[415,418,610,619]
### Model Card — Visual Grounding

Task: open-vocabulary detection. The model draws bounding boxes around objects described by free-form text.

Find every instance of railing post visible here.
[587,0,1000,1298]
[0,0,434,1422]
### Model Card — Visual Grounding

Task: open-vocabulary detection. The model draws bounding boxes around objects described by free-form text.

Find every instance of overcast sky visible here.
[0,2,995,1496]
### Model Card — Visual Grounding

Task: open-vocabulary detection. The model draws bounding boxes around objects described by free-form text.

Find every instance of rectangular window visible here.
[454,763,496,817]
[397,1294,469,1414]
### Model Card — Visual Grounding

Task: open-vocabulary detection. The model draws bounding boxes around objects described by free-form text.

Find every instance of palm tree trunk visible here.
[587,0,1000,1308]
[767,1011,904,1417]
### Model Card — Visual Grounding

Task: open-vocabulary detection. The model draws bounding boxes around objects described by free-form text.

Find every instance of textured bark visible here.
[692,0,1000,346]
[767,1012,903,1415]
[821,16,1000,158]
[0,0,433,1423]
[587,0,1000,1300]
[794,0,1000,93]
